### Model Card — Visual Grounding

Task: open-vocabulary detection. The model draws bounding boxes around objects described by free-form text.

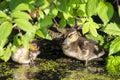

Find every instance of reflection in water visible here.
[12,64,38,80]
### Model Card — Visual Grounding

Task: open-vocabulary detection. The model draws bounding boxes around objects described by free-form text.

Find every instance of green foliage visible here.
[106,56,120,75]
[98,2,114,25]
[109,37,120,55]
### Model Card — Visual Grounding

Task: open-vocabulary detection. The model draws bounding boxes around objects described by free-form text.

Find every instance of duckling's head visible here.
[63,30,79,45]
[29,43,39,52]
[29,43,40,61]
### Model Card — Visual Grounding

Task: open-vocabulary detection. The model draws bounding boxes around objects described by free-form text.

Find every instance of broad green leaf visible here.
[14,3,30,11]
[13,33,22,47]
[118,6,120,17]
[82,21,99,37]
[22,33,35,49]
[51,8,58,17]
[86,0,99,17]
[106,55,120,74]
[36,29,52,40]
[63,12,72,19]
[0,47,4,57]
[104,23,120,35]
[56,0,68,12]
[82,22,90,34]
[0,39,7,48]
[0,10,7,18]
[36,29,45,38]
[98,2,114,24]
[67,18,75,26]
[39,0,49,9]
[1,44,12,62]
[14,19,36,33]
[109,37,120,55]
[39,15,52,28]
[11,11,31,20]
[90,21,99,37]
[9,0,32,11]
[59,18,66,28]
[0,21,12,41]
[90,25,98,37]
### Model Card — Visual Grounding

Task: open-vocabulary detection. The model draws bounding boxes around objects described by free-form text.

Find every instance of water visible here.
[0,57,119,80]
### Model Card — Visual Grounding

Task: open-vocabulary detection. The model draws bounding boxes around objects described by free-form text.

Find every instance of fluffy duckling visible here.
[11,43,40,64]
[62,30,105,66]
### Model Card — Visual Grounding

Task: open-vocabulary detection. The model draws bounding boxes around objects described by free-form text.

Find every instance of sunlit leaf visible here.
[0,21,12,41]
[39,15,52,28]
[9,0,32,11]
[36,29,52,40]
[82,22,90,34]
[106,55,120,74]
[13,33,22,47]
[98,2,114,24]
[22,32,35,49]
[63,12,72,19]
[67,18,75,26]
[11,11,31,20]
[82,21,99,37]
[86,0,99,16]
[104,23,120,35]
[59,18,66,28]
[0,10,7,18]
[14,19,36,33]
[109,37,120,55]
[56,0,68,12]
[1,44,12,62]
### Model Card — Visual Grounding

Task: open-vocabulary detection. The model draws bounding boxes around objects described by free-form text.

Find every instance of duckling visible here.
[62,30,105,66]
[11,43,40,64]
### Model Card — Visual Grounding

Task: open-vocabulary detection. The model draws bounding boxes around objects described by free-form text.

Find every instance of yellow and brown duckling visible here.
[11,43,40,64]
[62,30,105,66]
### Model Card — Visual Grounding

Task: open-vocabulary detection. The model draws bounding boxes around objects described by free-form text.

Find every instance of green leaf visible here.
[82,22,90,34]
[9,0,32,11]
[86,0,99,16]
[59,18,66,28]
[63,12,72,19]
[1,44,12,62]
[67,18,75,26]
[39,15,52,29]
[89,21,99,37]
[14,3,30,11]
[0,21,12,41]
[22,32,35,49]
[98,2,114,24]
[13,33,22,47]
[82,21,99,37]
[14,19,36,33]
[104,23,120,35]
[106,55,120,74]
[0,10,7,18]
[36,30,45,38]
[56,0,68,12]
[36,29,52,40]
[109,37,120,55]
[11,11,31,20]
